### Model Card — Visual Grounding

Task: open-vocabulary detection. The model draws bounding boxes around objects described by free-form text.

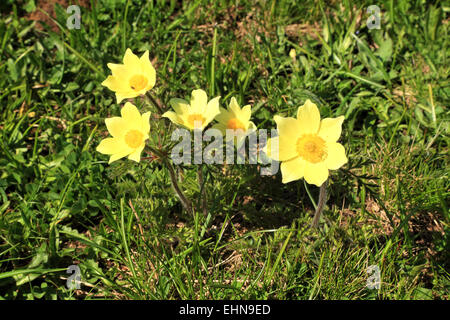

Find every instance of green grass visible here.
[0,0,448,300]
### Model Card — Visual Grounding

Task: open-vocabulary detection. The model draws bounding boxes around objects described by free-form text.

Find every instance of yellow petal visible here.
[115,93,125,104]
[303,161,329,187]
[204,96,221,124]
[190,89,208,113]
[214,107,233,125]
[97,137,129,155]
[115,92,138,104]
[139,50,149,62]
[123,48,141,73]
[247,121,257,133]
[325,142,347,170]
[162,111,183,127]
[232,105,250,130]
[108,150,132,164]
[114,93,122,104]
[281,156,307,183]
[265,135,298,161]
[141,111,151,134]
[318,116,344,143]
[106,63,122,72]
[211,123,227,135]
[106,63,130,78]
[140,50,156,89]
[128,144,145,162]
[105,117,128,138]
[101,75,129,93]
[228,97,241,116]
[274,115,301,141]
[121,102,142,127]
[296,99,321,134]
[241,104,252,122]
[169,98,190,116]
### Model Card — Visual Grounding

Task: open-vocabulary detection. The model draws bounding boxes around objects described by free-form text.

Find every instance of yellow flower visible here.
[289,48,296,60]
[97,102,150,164]
[162,89,220,131]
[212,97,256,145]
[265,99,347,187]
[102,48,156,103]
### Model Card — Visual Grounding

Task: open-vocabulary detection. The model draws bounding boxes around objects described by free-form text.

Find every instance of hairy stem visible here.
[311,179,328,228]
[197,165,208,216]
[145,92,164,114]
[164,158,193,217]
[146,146,193,216]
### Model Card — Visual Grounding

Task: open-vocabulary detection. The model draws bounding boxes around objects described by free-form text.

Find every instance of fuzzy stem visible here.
[311,179,328,228]
[146,146,193,216]
[146,92,164,114]
[197,165,208,216]
[164,158,193,217]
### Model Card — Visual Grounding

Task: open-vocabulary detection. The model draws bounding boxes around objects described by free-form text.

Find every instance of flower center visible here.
[125,130,144,148]
[129,75,148,91]
[187,114,205,129]
[296,134,327,163]
[226,118,246,131]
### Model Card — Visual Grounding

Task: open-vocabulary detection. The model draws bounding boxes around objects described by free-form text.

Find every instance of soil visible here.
[26,0,90,32]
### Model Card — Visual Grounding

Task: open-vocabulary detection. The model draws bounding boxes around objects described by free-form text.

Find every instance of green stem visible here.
[197,165,208,216]
[210,28,217,97]
[146,92,164,115]
[311,179,328,228]
[165,158,193,217]
[146,146,193,217]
